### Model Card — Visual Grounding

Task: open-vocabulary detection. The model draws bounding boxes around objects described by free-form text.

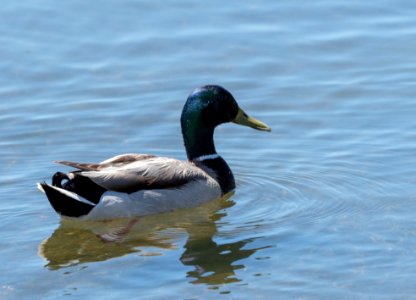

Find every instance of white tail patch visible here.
[37,183,46,193]
[39,182,96,206]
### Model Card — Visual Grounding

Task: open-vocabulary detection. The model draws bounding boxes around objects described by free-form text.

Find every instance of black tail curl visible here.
[51,172,107,205]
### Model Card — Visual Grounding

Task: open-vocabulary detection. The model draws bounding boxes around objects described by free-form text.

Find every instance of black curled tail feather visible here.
[52,172,69,188]
[52,172,107,205]
[41,171,108,218]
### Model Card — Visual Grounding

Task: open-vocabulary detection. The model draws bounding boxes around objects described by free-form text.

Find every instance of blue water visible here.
[1,0,416,299]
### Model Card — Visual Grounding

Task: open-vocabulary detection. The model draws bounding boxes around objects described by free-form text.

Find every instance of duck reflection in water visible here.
[180,220,261,285]
[40,194,268,285]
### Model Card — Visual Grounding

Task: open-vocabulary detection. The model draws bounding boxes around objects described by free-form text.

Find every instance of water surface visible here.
[1,0,416,299]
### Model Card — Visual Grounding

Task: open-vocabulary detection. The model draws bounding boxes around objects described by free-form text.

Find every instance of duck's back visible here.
[39,153,222,220]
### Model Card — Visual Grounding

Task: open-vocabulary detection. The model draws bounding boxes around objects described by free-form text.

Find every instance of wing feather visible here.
[55,153,156,171]
[60,155,207,194]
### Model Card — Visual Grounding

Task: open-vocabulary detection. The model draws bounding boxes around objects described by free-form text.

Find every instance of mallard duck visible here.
[38,85,271,220]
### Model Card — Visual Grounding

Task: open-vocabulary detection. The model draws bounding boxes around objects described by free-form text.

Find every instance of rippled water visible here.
[1,0,416,299]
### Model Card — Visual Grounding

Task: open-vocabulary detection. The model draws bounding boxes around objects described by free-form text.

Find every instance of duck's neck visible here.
[182,126,235,194]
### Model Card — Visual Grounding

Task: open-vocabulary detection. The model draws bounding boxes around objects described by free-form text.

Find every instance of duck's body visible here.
[38,85,270,220]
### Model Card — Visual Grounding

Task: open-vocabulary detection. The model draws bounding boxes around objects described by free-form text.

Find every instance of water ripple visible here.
[227,156,400,236]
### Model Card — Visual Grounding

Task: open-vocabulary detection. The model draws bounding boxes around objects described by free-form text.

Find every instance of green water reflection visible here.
[39,194,268,286]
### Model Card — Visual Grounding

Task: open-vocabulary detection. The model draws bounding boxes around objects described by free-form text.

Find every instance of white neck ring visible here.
[194,153,220,162]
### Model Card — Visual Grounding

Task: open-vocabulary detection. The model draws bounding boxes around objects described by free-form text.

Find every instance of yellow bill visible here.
[232,108,271,132]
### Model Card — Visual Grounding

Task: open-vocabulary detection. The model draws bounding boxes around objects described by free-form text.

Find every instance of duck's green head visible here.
[181,85,271,159]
